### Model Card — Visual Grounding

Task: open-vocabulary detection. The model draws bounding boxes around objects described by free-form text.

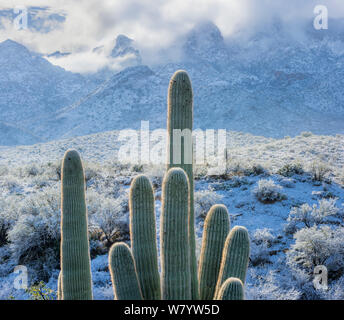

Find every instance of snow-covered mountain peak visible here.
[110,34,142,65]
[182,21,229,64]
[0,39,31,59]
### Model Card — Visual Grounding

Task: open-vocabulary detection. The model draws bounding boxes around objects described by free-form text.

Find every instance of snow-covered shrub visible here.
[250,228,275,266]
[226,161,269,177]
[7,188,61,281]
[246,269,301,300]
[287,226,344,276]
[310,161,330,182]
[301,131,313,138]
[88,191,128,247]
[194,188,223,219]
[277,162,304,177]
[253,179,286,203]
[286,198,339,230]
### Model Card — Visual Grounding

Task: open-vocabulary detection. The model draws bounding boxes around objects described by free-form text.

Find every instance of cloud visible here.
[0,0,343,73]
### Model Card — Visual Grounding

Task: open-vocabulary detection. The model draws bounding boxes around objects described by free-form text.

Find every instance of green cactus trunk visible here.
[198,205,230,300]
[214,226,250,299]
[109,242,143,300]
[129,175,161,300]
[60,149,93,300]
[216,278,244,300]
[160,168,191,300]
[167,70,198,299]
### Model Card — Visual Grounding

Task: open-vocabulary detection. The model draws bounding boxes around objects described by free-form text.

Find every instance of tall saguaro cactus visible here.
[198,205,230,300]
[129,175,161,300]
[160,168,191,300]
[167,70,198,299]
[60,149,93,300]
[214,226,250,299]
[109,242,143,300]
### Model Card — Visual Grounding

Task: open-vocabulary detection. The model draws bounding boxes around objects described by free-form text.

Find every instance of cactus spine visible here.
[214,226,250,299]
[160,168,191,300]
[129,175,161,300]
[198,205,230,300]
[60,149,93,300]
[109,242,143,300]
[167,70,198,299]
[216,278,244,300]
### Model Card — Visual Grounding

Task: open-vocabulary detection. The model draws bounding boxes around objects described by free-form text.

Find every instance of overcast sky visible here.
[0,0,343,72]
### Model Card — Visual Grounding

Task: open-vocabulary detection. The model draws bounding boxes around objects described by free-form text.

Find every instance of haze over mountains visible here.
[0,20,344,146]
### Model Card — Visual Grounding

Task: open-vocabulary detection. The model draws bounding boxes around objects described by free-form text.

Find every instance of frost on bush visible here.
[253,179,286,203]
[194,188,223,219]
[246,269,301,300]
[88,190,128,248]
[250,228,275,266]
[287,226,344,276]
[277,162,304,177]
[7,188,61,281]
[286,198,339,230]
[309,161,330,182]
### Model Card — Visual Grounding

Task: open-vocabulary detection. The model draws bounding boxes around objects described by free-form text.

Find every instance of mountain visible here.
[1,20,344,146]
[0,39,97,145]
[110,35,142,66]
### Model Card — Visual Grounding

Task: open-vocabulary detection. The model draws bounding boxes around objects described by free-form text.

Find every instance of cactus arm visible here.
[198,205,230,300]
[109,242,143,300]
[129,175,161,300]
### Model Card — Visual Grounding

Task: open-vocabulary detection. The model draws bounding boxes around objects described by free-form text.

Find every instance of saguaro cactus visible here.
[216,278,244,300]
[129,175,161,300]
[60,149,93,300]
[57,271,62,300]
[214,226,250,299]
[109,242,143,300]
[160,168,191,300]
[167,70,198,299]
[198,205,230,300]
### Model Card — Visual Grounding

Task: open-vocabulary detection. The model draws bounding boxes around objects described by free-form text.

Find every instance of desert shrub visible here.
[194,188,223,219]
[286,198,339,230]
[277,162,304,177]
[226,161,269,177]
[250,228,275,266]
[0,165,8,176]
[301,131,313,138]
[309,161,330,182]
[287,226,344,277]
[246,270,301,300]
[26,281,56,300]
[7,188,61,281]
[88,191,128,248]
[253,179,286,203]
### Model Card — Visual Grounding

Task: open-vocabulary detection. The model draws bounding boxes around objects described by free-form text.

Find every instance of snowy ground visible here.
[0,130,343,300]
